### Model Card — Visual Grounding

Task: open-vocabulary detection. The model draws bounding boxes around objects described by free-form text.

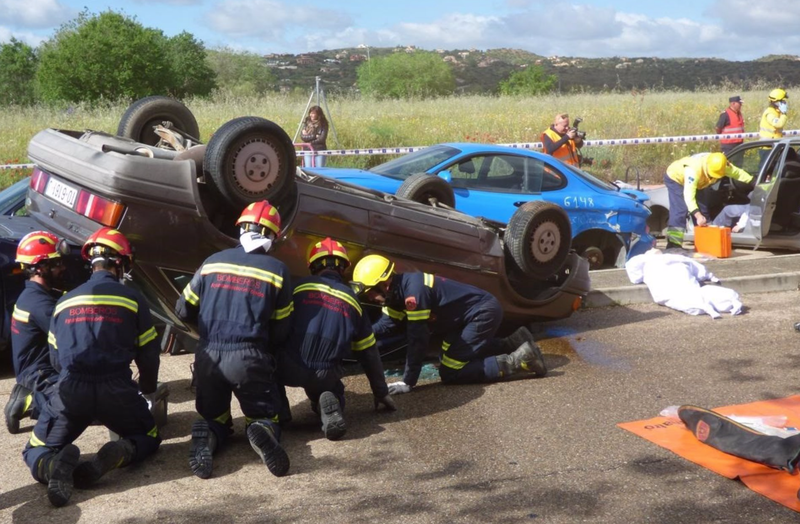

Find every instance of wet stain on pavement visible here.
[540,326,631,371]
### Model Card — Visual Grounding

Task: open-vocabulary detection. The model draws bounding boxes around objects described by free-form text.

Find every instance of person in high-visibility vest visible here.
[541,113,583,166]
[758,89,789,167]
[663,152,754,251]
[715,95,744,167]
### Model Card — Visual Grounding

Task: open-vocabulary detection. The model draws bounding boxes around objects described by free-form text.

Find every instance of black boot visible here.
[319,391,346,441]
[73,439,135,488]
[496,341,547,378]
[189,419,217,479]
[501,326,536,354]
[247,421,290,477]
[4,383,33,434]
[41,444,80,507]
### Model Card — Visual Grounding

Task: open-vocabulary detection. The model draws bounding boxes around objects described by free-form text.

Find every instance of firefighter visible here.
[176,200,293,479]
[351,255,547,393]
[663,152,754,251]
[4,232,68,434]
[759,88,789,166]
[278,238,396,441]
[22,228,161,507]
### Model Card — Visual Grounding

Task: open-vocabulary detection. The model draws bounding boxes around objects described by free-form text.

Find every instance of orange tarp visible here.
[618,395,800,512]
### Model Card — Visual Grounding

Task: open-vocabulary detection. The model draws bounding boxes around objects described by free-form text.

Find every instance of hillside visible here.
[264,47,800,95]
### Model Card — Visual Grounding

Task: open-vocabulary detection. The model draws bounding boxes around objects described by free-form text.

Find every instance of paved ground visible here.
[2,288,800,523]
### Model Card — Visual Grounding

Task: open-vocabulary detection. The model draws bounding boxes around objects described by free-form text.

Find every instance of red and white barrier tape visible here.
[3,130,798,170]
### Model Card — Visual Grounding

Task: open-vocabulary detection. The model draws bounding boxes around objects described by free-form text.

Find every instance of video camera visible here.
[571,117,587,140]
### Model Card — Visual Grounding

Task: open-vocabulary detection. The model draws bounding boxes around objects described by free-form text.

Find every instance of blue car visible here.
[308,143,655,269]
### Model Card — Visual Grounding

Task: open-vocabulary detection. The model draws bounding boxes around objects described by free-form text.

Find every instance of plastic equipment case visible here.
[694,226,732,258]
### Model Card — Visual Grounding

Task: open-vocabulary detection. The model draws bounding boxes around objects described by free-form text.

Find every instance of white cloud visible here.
[0,26,49,46]
[207,0,350,41]
[708,0,800,37]
[0,0,74,29]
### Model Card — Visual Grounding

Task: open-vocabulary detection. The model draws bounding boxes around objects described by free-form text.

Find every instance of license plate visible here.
[44,178,78,208]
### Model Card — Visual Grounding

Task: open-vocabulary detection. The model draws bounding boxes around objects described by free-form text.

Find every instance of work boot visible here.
[4,383,33,434]
[246,421,290,477]
[496,341,547,378]
[319,391,346,441]
[501,326,537,354]
[42,444,80,507]
[188,419,217,479]
[73,439,135,488]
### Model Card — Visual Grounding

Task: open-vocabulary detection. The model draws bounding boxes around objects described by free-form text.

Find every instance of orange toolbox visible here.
[694,225,731,258]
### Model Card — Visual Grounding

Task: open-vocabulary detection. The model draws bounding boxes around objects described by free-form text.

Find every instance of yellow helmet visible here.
[769,88,788,102]
[706,152,728,179]
[353,254,394,288]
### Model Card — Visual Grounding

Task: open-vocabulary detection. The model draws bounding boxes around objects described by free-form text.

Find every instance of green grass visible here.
[0,88,792,188]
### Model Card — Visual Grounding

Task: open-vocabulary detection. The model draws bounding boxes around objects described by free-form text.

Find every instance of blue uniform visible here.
[373,273,504,386]
[23,271,161,481]
[279,270,388,410]
[10,281,60,414]
[176,246,293,446]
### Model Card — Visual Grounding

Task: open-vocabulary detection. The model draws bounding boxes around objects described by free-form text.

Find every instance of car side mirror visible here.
[437,170,452,183]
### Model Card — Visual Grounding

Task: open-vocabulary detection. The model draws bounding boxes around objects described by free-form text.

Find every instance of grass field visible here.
[0,88,794,189]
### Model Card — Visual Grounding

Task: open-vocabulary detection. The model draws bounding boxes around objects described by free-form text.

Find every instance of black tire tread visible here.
[395,173,456,208]
[505,200,571,279]
[117,96,199,145]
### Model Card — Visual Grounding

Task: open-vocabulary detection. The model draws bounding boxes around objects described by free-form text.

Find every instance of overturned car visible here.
[25,97,591,354]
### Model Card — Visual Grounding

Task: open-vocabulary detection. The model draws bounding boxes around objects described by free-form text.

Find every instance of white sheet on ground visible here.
[625,250,743,318]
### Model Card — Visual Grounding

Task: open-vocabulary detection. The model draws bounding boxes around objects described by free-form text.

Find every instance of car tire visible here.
[203,116,296,212]
[505,201,571,279]
[580,246,604,270]
[117,96,200,146]
[395,173,456,208]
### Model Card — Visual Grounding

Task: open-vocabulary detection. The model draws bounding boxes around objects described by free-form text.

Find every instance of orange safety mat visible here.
[618,395,800,512]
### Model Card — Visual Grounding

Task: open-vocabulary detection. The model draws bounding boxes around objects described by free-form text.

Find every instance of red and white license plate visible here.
[44,178,78,208]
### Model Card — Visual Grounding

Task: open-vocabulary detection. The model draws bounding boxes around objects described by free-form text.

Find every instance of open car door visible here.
[749,143,788,246]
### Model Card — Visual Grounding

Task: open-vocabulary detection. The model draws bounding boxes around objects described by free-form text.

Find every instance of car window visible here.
[370,145,461,179]
[447,154,561,194]
[740,146,763,179]
[162,268,194,293]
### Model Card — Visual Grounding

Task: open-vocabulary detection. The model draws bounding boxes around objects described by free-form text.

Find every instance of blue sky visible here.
[1,0,798,60]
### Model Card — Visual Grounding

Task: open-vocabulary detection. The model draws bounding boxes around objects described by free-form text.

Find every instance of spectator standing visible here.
[716,95,745,167]
[541,113,583,167]
[300,105,329,168]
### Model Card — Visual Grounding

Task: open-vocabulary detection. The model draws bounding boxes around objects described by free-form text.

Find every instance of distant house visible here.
[443,55,457,63]
[296,55,314,65]
[350,54,367,62]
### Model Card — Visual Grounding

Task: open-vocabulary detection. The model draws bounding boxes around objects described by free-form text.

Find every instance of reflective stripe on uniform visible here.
[423,273,434,288]
[28,432,45,447]
[12,305,30,323]
[270,302,294,320]
[406,309,431,321]
[147,425,159,438]
[138,326,158,347]
[352,333,376,352]
[294,282,363,315]
[383,306,405,320]
[441,353,467,370]
[47,331,57,349]
[182,284,200,306]
[201,262,284,289]
[55,294,139,316]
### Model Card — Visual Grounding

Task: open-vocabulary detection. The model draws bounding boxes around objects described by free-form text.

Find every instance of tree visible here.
[164,32,216,99]
[36,10,173,103]
[206,48,276,97]
[0,38,38,105]
[356,51,455,99]
[499,65,557,96]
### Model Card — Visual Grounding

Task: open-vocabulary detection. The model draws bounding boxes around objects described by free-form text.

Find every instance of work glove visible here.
[778,101,788,114]
[387,381,412,395]
[374,394,397,412]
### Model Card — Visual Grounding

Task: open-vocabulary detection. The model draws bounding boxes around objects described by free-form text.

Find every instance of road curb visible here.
[583,271,800,308]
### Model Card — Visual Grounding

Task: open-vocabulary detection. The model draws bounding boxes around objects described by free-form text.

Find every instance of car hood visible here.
[619,188,650,204]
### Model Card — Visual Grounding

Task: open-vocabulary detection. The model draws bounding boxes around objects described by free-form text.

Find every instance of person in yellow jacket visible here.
[759,89,789,167]
[541,113,583,166]
[663,152,754,250]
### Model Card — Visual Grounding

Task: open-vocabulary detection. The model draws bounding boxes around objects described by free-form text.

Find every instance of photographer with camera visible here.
[541,113,585,167]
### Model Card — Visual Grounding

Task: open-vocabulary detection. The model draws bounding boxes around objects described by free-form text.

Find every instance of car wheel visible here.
[647,205,668,237]
[204,116,296,212]
[117,96,200,146]
[580,246,604,270]
[395,173,456,208]
[505,201,571,279]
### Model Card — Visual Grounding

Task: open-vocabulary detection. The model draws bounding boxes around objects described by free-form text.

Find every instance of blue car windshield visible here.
[369,145,461,179]
[561,162,618,191]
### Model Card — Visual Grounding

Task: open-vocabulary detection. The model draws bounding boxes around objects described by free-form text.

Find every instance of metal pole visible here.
[293,89,316,143]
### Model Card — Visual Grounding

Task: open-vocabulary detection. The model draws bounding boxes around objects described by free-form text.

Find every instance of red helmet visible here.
[16,231,63,266]
[308,237,350,273]
[236,201,281,236]
[81,227,134,262]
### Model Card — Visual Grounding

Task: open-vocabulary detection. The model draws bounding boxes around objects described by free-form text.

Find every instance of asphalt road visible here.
[2,289,800,523]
